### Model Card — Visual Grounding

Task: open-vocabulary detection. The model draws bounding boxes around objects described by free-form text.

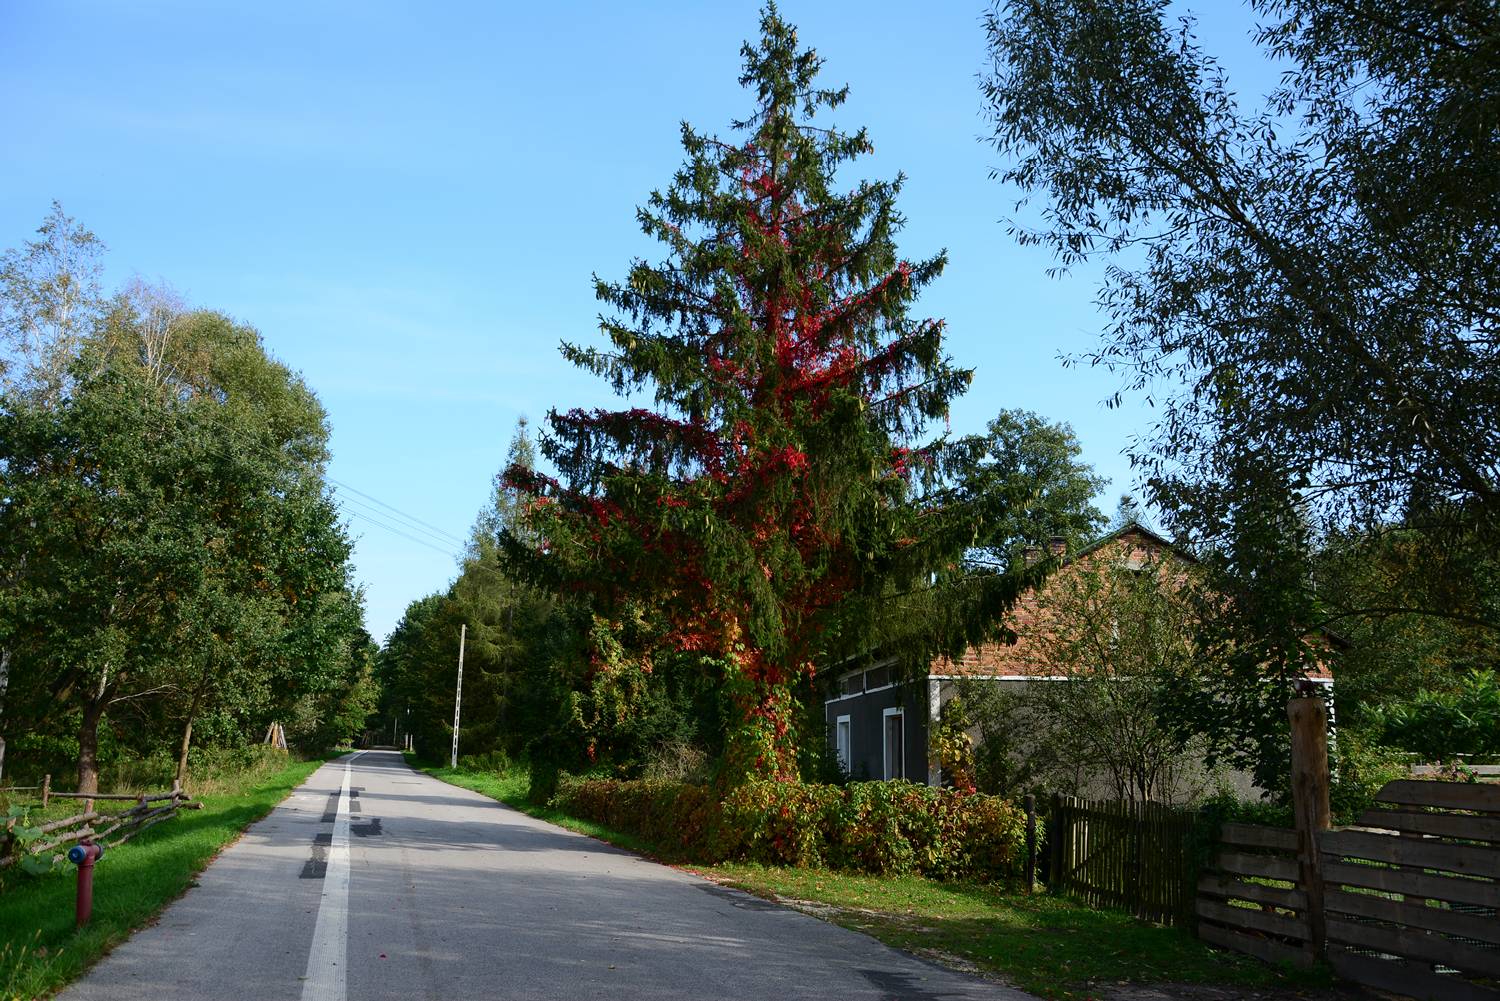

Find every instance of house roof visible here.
[1053,519,1188,568]
[933,520,1341,679]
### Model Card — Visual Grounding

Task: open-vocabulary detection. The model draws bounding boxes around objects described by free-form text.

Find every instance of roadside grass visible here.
[416,757,1331,999]
[704,864,1329,999]
[0,754,329,1001]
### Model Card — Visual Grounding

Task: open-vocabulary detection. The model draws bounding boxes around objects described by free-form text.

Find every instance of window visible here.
[835,715,851,772]
[882,708,904,780]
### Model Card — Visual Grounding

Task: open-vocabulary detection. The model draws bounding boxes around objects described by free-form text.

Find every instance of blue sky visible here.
[1,2,1273,641]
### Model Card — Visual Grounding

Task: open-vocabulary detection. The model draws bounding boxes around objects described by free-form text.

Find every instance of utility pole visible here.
[450,623,466,769]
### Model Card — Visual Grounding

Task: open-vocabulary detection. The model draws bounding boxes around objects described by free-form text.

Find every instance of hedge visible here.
[552,775,1026,881]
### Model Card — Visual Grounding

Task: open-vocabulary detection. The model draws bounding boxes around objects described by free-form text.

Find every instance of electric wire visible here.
[63,387,514,580]
[327,476,468,546]
[338,493,468,550]
[344,509,463,559]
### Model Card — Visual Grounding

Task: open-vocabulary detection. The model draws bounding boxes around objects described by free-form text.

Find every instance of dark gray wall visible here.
[824,681,929,783]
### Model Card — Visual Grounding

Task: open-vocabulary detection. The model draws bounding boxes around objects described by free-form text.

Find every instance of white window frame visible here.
[882,707,905,780]
[834,714,851,771]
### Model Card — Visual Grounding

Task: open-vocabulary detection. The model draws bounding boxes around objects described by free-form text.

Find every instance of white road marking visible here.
[301,753,362,1001]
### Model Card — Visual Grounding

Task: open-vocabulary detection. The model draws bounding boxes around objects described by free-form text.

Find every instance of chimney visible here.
[1023,545,1042,566]
[1047,535,1067,559]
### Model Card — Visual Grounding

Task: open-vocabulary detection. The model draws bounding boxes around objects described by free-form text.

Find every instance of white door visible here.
[883,709,904,780]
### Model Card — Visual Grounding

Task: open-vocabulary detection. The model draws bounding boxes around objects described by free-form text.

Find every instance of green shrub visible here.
[527,760,563,804]
[1329,731,1410,824]
[552,775,1026,881]
[720,779,844,867]
[457,750,512,773]
[1367,670,1500,759]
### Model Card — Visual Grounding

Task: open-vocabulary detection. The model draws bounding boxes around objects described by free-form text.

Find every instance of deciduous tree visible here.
[983,0,1500,637]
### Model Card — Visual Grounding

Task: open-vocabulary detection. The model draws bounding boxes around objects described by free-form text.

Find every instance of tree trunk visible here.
[176,717,194,788]
[77,696,107,795]
[0,647,9,783]
[176,679,210,788]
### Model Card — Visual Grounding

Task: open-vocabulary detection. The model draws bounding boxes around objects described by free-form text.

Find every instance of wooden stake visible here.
[41,773,50,809]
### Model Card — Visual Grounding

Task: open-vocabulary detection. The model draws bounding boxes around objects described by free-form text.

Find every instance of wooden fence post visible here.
[1047,794,1060,888]
[1024,794,1037,894]
[41,774,51,809]
[1288,694,1332,958]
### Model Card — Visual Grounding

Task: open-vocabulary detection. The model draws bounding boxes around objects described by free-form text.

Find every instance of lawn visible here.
[417,758,1330,1000]
[0,753,329,1001]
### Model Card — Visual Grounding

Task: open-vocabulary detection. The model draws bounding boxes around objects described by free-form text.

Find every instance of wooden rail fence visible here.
[1048,794,1197,925]
[1,781,201,872]
[1321,778,1500,1001]
[1196,821,1314,967]
[1195,695,1500,1001]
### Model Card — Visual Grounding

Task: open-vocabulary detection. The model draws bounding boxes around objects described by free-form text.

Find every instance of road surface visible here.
[60,750,1034,1000]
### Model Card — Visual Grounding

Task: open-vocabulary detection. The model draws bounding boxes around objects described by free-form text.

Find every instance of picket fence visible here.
[1047,794,1198,925]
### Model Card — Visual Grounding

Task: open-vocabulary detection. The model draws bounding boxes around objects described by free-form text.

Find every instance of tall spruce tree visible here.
[504,8,1036,782]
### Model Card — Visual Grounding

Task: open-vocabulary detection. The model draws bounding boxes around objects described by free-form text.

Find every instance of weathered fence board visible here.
[1318,782,1500,998]
[1326,917,1500,980]
[1375,779,1500,813]
[1327,947,1500,1001]
[1321,859,1500,909]
[1356,808,1500,843]
[1194,814,1313,966]
[1,784,199,870]
[1197,873,1306,911]
[1192,699,1500,1000]
[1321,828,1500,879]
[1196,898,1307,939]
[1219,822,1297,852]
[1199,923,1313,969]
[1048,795,1197,926]
[1212,851,1301,883]
[1325,888,1500,946]
[44,790,180,802]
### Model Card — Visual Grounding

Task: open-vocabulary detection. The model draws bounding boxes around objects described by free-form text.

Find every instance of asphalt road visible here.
[59,750,1036,1001]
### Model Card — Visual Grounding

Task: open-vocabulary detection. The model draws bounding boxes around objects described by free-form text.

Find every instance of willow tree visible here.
[505,8,1038,782]
[983,1,1500,631]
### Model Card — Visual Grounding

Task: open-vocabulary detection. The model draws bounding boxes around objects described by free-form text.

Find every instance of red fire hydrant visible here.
[67,841,105,928]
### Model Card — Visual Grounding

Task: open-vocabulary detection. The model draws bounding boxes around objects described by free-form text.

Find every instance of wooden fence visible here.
[1196,821,1315,967]
[1195,695,1500,1001]
[1321,778,1500,1000]
[1048,794,1198,925]
[1,782,201,872]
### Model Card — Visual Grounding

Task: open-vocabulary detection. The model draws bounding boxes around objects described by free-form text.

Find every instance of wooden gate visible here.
[1049,795,1197,925]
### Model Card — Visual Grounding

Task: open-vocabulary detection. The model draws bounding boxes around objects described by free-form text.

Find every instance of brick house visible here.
[823,522,1334,791]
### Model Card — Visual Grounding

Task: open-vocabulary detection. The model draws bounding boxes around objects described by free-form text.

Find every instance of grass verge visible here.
[0,754,329,1001]
[415,758,1332,1000]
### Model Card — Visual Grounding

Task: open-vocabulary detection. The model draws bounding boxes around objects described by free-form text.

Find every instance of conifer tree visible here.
[505,7,1035,781]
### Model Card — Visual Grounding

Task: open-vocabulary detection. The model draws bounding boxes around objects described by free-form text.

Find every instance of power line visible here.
[345,510,461,560]
[29,383,517,583]
[77,384,479,552]
[328,477,468,546]
[344,510,514,586]
[337,493,467,550]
